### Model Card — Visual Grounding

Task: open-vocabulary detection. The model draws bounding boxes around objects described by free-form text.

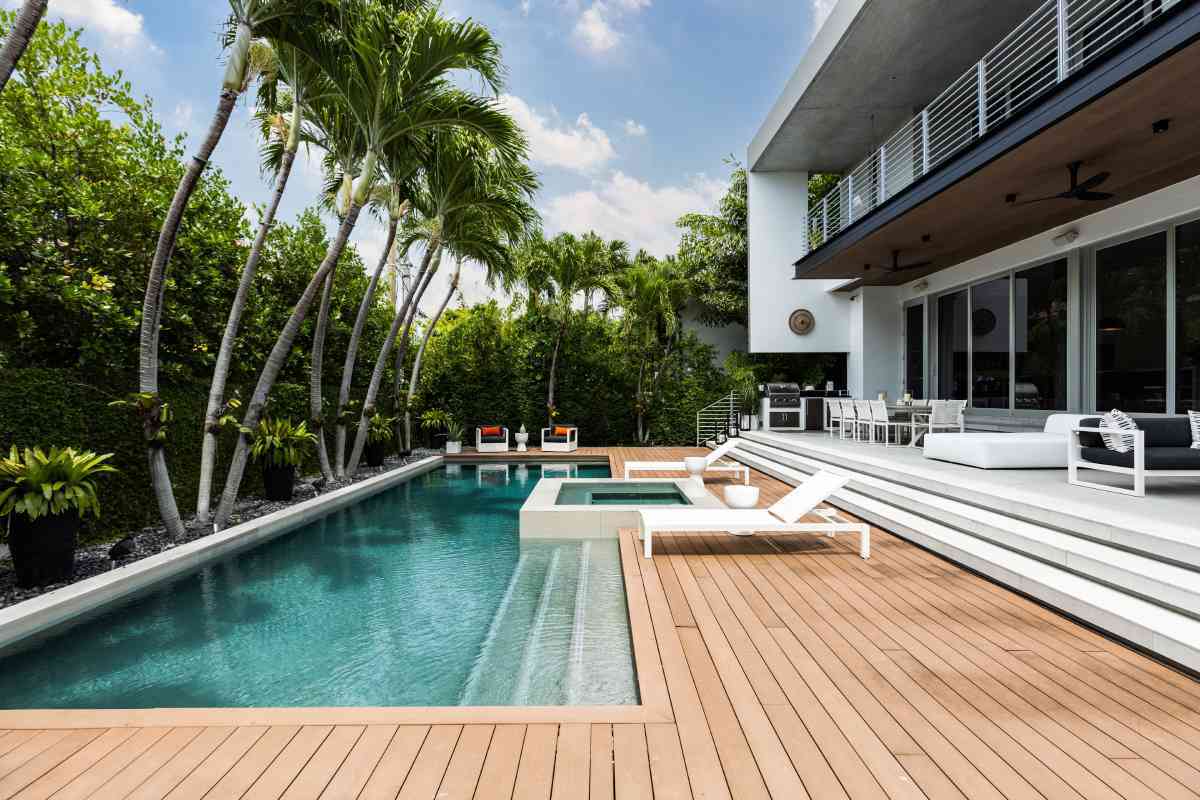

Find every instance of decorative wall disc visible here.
[789,308,815,336]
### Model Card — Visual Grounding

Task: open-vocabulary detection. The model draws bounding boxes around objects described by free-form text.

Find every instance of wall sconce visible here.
[913,279,930,293]
[1052,228,1080,247]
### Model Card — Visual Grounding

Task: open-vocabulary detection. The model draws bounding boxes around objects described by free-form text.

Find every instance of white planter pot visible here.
[514,432,529,452]
[445,441,462,455]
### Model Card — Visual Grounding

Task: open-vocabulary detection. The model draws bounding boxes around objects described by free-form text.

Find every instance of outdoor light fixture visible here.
[913,279,930,292]
[1052,228,1080,247]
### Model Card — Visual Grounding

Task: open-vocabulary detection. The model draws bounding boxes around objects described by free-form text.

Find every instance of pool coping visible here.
[0,454,677,728]
[0,456,444,655]
[520,477,723,539]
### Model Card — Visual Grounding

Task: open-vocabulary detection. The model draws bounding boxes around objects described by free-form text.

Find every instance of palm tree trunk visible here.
[310,268,339,481]
[391,262,437,446]
[335,217,397,477]
[546,315,568,426]
[347,243,441,475]
[636,360,646,443]
[0,0,46,94]
[213,202,364,529]
[404,258,460,448]
[197,146,298,521]
[138,88,239,537]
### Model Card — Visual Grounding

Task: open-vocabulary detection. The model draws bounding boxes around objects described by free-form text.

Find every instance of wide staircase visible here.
[458,540,635,706]
[731,430,1200,674]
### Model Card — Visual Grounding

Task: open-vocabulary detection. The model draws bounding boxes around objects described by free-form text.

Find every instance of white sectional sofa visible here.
[923,414,1090,469]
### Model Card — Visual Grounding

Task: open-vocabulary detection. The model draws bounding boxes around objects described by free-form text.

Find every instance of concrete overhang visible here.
[749,0,1044,174]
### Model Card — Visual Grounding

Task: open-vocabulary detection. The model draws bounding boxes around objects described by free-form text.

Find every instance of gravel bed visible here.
[0,450,439,611]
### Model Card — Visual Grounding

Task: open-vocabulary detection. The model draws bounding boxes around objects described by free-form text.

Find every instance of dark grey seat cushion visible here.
[543,435,570,443]
[1081,446,1200,470]
[479,435,507,444]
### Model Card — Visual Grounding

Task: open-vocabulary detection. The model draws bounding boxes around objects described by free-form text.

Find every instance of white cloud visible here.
[34,0,154,51]
[171,102,194,130]
[519,0,532,15]
[541,171,725,257]
[623,119,647,137]
[811,0,837,37]
[499,94,616,174]
[572,0,651,54]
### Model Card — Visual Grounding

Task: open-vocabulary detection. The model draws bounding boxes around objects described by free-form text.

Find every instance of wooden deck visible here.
[444,446,609,463]
[0,447,1198,798]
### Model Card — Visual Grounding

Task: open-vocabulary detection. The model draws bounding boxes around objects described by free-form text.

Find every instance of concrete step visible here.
[728,440,1200,675]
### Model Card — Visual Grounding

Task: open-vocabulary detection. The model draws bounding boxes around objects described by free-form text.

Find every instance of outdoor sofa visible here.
[541,423,578,453]
[923,414,1089,469]
[475,425,510,454]
[1069,415,1200,496]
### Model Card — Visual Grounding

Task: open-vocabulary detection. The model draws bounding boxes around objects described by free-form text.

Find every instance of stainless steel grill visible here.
[802,0,1186,257]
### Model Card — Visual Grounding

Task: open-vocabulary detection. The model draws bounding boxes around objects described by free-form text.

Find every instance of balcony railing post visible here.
[822,196,829,242]
[1056,0,1070,80]
[920,110,931,174]
[879,144,888,201]
[976,60,988,137]
[846,173,855,224]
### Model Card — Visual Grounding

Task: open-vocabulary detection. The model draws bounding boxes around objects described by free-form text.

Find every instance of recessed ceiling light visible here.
[1152,118,1171,134]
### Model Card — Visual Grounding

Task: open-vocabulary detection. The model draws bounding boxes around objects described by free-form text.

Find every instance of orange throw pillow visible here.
[553,425,571,436]
[481,425,502,436]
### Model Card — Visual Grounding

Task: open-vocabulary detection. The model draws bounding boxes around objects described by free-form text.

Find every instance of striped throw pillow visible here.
[1189,410,1200,450]
[1099,409,1137,454]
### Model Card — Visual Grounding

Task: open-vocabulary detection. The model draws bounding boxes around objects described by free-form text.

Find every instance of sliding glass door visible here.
[1015,258,1068,410]
[937,290,969,401]
[1095,231,1167,413]
[1177,220,1200,414]
[971,276,1011,409]
[904,303,925,398]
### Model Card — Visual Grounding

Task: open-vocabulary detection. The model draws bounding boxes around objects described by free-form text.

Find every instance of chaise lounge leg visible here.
[643,528,653,558]
[859,525,870,559]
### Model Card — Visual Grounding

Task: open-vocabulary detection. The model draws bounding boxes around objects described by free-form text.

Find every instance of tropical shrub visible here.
[420,410,465,444]
[247,419,316,469]
[0,446,116,521]
[366,413,396,445]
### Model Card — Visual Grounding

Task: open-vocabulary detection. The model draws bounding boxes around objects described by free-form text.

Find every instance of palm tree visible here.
[138,0,315,535]
[196,40,330,522]
[0,0,47,94]
[214,2,519,527]
[515,232,626,425]
[345,127,535,472]
[333,149,419,477]
[615,256,687,442]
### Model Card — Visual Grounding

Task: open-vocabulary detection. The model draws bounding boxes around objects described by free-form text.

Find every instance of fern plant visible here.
[0,446,117,521]
[246,419,316,469]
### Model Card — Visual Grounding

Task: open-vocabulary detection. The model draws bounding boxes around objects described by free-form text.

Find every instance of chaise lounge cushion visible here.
[923,414,1089,469]
[1077,417,1193,448]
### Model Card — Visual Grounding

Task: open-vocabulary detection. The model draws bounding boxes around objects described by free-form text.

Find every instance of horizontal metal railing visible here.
[801,0,1186,257]
[696,392,739,447]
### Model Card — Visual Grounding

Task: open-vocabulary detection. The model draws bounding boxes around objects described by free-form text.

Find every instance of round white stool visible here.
[723,484,760,509]
[683,456,708,486]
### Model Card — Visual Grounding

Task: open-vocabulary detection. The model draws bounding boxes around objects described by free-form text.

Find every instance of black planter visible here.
[7,511,79,588]
[365,441,387,467]
[262,463,296,501]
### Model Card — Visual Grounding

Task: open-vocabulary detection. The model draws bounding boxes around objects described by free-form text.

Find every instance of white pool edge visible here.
[0,456,444,652]
[520,477,724,539]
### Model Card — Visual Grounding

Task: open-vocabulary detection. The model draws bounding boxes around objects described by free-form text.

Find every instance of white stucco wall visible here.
[747,170,852,354]
[680,302,748,366]
[847,286,903,399]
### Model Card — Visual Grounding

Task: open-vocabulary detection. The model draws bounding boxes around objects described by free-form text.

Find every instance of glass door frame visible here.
[902,298,928,398]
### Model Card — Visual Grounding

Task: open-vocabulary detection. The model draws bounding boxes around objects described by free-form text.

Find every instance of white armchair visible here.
[541,424,578,452]
[475,425,510,453]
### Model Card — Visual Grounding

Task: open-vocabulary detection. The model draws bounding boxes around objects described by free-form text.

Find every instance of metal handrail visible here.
[695,391,739,447]
[801,0,1186,257]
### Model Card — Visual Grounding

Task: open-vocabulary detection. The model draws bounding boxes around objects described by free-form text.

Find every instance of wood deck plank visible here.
[0,729,103,800]
[590,724,615,800]
[396,725,461,800]
[437,725,494,800]
[50,727,172,800]
[9,727,135,800]
[645,724,690,800]
[550,724,589,800]
[473,725,525,800]
[279,725,365,800]
[511,724,556,800]
[80,727,203,800]
[317,725,396,800]
[123,726,235,800]
[359,725,429,800]
[161,726,268,800]
[612,724,652,800]
[199,726,300,800]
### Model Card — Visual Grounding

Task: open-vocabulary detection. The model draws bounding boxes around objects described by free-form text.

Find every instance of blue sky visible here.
[15,0,831,303]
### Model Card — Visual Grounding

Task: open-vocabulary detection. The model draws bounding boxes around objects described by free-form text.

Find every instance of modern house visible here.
[748,0,1200,426]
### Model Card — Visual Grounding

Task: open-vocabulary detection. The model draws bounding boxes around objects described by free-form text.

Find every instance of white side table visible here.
[514,431,529,452]
[723,484,760,509]
[683,456,708,486]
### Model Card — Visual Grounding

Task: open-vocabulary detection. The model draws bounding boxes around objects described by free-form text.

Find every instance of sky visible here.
[11,0,833,310]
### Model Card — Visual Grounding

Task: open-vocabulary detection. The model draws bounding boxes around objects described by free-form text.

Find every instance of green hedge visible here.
[0,369,317,543]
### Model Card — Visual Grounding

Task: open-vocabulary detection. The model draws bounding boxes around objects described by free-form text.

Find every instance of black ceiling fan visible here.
[885,250,932,273]
[1009,161,1114,205]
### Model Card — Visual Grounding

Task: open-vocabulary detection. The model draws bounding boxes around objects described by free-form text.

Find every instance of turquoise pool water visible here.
[556,481,691,506]
[0,463,640,709]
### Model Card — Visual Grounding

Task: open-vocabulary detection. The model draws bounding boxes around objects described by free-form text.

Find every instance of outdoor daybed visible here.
[923,414,1089,469]
[1069,415,1200,496]
[475,425,510,453]
[541,423,578,452]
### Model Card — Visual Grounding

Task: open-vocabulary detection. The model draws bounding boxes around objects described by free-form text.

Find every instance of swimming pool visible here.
[556,481,692,506]
[0,463,639,709]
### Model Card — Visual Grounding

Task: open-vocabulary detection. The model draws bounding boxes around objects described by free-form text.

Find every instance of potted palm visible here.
[247,419,316,501]
[0,446,117,588]
[420,410,464,454]
[365,413,396,467]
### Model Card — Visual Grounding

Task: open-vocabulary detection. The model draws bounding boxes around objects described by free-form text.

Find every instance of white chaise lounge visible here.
[923,413,1089,468]
[637,470,868,559]
[623,439,749,484]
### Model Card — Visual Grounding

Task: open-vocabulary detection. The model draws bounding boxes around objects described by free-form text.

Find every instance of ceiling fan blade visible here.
[891,260,933,272]
[1013,195,1059,205]
[1075,171,1110,192]
[1076,190,1114,201]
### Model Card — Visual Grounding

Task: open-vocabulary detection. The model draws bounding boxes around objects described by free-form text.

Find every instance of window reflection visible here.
[1015,259,1068,410]
[1178,221,1200,413]
[937,290,968,400]
[905,304,925,398]
[971,276,1011,409]
[1096,232,1167,413]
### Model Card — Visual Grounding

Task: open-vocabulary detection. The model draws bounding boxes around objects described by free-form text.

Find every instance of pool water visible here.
[556,481,691,506]
[0,463,640,709]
